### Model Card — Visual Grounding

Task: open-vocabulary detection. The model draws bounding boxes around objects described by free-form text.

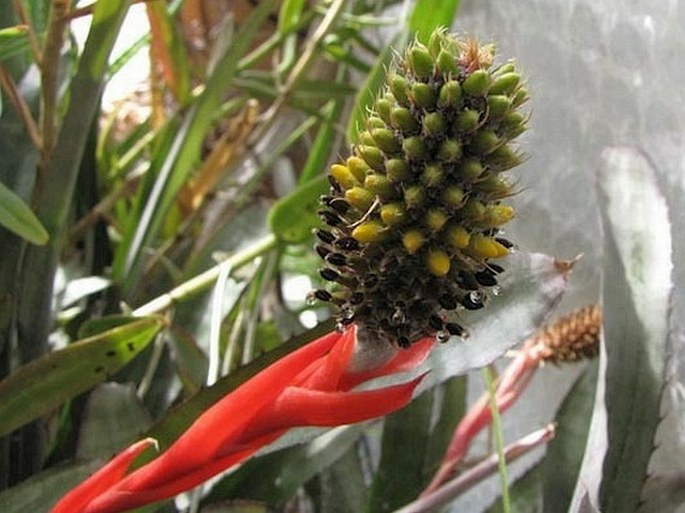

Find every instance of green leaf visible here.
[299,99,344,183]
[596,147,673,512]
[486,466,543,513]
[0,316,165,437]
[278,0,306,34]
[268,174,328,243]
[408,0,460,44]
[543,361,598,512]
[0,25,29,62]
[0,179,48,244]
[367,391,434,513]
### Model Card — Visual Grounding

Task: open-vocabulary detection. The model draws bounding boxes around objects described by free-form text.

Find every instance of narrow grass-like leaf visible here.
[0,316,164,437]
[278,0,306,35]
[0,25,29,61]
[145,0,191,104]
[366,391,434,513]
[596,147,673,512]
[485,465,543,513]
[0,179,48,244]
[543,361,598,512]
[269,175,328,243]
[484,365,512,513]
[299,100,344,183]
[408,0,460,44]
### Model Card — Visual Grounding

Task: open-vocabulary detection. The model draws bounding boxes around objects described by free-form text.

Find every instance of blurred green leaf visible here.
[596,147,673,512]
[0,316,164,437]
[0,179,48,244]
[0,25,29,61]
[0,459,102,513]
[76,382,152,460]
[543,361,598,512]
[299,100,344,183]
[278,0,306,34]
[206,425,362,505]
[422,376,467,480]
[486,466,543,513]
[269,175,328,243]
[408,0,460,43]
[367,392,434,513]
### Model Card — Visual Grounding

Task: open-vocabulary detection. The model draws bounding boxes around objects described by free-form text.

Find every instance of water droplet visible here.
[492,285,503,296]
[469,290,484,303]
[306,293,317,306]
[391,307,406,326]
[460,330,470,340]
[436,330,450,343]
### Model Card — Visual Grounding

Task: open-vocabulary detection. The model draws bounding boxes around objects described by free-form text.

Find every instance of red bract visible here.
[51,326,434,513]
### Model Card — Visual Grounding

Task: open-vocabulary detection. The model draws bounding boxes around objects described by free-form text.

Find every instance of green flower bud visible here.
[468,233,509,258]
[330,164,358,189]
[352,221,388,243]
[402,228,425,254]
[365,173,396,199]
[438,81,462,108]
[427,29,444,58]
[345,186,375,211]
[511,87,529,107]
[481,204,515,226]
[489,72,520,95]
[493,62,516,76]
[462,69,491,96]
[390,107,420,133]
[436,49,458,76]
[477,174,511,197]
[462,198,486,221]
[441,185,465,207]
[346,156,370,182]
[411,82,437,110]
[470,129,500,154]
[358,145,385,170]
[371,128,401,153]
[381,203,408,226]
[421,163,444,188]
[359,131,376,147]
[485,145,523,170]
[423,112,447,138]
[408,46,434,80]
[425,209,448,232]
[486,95,512,121]
[389,74,411,106]
[386,158,412,182]
[426,248,451,277]
[437,139,463,162]
[404,184,425,208]
[403,136,429,161]
[459,158,484,180]
[375,98,393,124]
[501,111,526,132]
[454,109,480,133]
[367,116,387,129]
[446,224,471,249]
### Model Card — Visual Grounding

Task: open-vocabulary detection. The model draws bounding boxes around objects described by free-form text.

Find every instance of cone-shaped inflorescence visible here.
[314,31,529,348]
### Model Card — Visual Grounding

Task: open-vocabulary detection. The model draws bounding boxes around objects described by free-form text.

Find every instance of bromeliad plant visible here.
[49,31,531,513]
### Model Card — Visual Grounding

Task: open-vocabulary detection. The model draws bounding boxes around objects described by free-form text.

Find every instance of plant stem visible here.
[132,234,277,316]
[484,365,512,513]
[11,0,43,64]
[395,425,556,513]
[39,0,69,173]
[0,65,42,149]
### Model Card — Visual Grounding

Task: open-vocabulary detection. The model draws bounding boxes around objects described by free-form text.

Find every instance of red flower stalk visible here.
[51,326,434,513]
